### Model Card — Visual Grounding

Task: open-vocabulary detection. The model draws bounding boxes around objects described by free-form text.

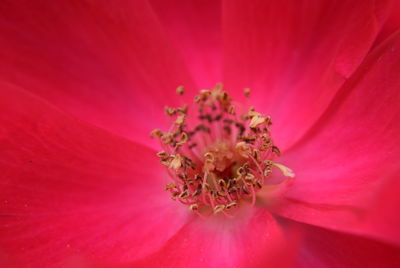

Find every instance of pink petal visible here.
[373,1,400,48]
[362,171,400,246]
[132,207,298,268]
[0,0,196,146]
[222,0,392,149]
[150,0,222,89]
[292,221,400,268]
[273,32,400,242]
[0,83,189,266]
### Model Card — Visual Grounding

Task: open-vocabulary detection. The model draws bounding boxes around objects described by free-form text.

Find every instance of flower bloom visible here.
[1,0,400,267]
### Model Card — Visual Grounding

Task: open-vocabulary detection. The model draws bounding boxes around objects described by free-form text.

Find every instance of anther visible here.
[192,184,202,197]
[189,204,199,211]
[165,183,177,190]
[150,129,163,138]
[244,88,251,98]
[226,201,237,209]
[169,154,185,170]
[175,114,186,125]
[176,132,188,147]
[179,189,189,199]
[249,115,266,129]
[176,85,184,95]
[214,204,225,214]
[271,162,295,178]
[271,146,281,156]
[236,142,251,158]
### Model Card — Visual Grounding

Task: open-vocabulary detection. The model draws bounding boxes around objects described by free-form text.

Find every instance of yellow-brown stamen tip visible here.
[189,204,199,211]
[235,142,251,158]
[213,204,225,214]
[244,88,250,98]
[165,183,177,190]
[228,105,236,115]
[175,114,186,125]
[169,154,184,170]
[176,132,189,147]
[272,162,295,178]
[226,201,237,209]
[150,129,163,138]
[249,115,266,129]
[176,85,184,95]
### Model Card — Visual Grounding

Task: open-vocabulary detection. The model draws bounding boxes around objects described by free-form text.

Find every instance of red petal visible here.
[222,0,391,149]
[150,0,222,89]
[362,172,400,245]
[373,1,400,48]
[273,32,400,243]
[0,83,189,266]
[0,0,196,146]
[292,221,400,267]
[132,207,298,268]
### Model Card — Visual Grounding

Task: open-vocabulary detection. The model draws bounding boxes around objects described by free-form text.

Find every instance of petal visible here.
[292,221,400,268]
[373,1,400,48]
[222,0,392,149]
[0,83,189,266]
[273,32,400,242]
[361,171,400,246]
[150,0,222,88]
[0,0,196,146]
[132,207,298,268]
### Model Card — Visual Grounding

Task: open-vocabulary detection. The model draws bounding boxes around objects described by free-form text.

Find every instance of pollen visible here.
[151,83,295,218]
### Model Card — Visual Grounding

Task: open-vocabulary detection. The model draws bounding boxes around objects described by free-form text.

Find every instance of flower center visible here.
[151,83,294,218]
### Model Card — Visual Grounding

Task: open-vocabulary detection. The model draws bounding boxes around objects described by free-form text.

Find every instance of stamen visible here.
[151,83,294,218]
[214,204,225,214]
[244,88,251,98]
[176,85,185,95]
[271,162,295,178]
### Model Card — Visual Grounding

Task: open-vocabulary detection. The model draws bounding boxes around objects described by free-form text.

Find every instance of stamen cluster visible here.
[151,84,293,217]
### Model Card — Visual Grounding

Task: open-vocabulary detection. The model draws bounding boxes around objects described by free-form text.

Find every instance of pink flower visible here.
[1,0,400,267]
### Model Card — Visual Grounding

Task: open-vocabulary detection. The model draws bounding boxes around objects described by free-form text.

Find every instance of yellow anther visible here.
[272,146,281,156]
[271,162,295,178]
[169,154,184,170]
[179,189,189,199]
[150,129,163,138]
[244,173,255,182]
[176,85,184,95]
[213,204,225,214]
[228,105,236,115]
[176,132,188,146]
[249,115,266,128]
[244,88,250,98]
[236,142,251,158]
[226,201,237,209]
[156,151,167,158]
[189,204,199,211]
[175,114,186,125]
[164,106,176,116]
[165,183,177,190]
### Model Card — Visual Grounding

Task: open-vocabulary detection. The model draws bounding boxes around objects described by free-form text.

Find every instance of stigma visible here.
[151,83,294,218]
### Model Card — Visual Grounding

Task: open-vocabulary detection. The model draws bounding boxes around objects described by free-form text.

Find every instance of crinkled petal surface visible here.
[0,83,189,267]
[223,0,392,150]
[273,32,400,244]
[0,0,196,147]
